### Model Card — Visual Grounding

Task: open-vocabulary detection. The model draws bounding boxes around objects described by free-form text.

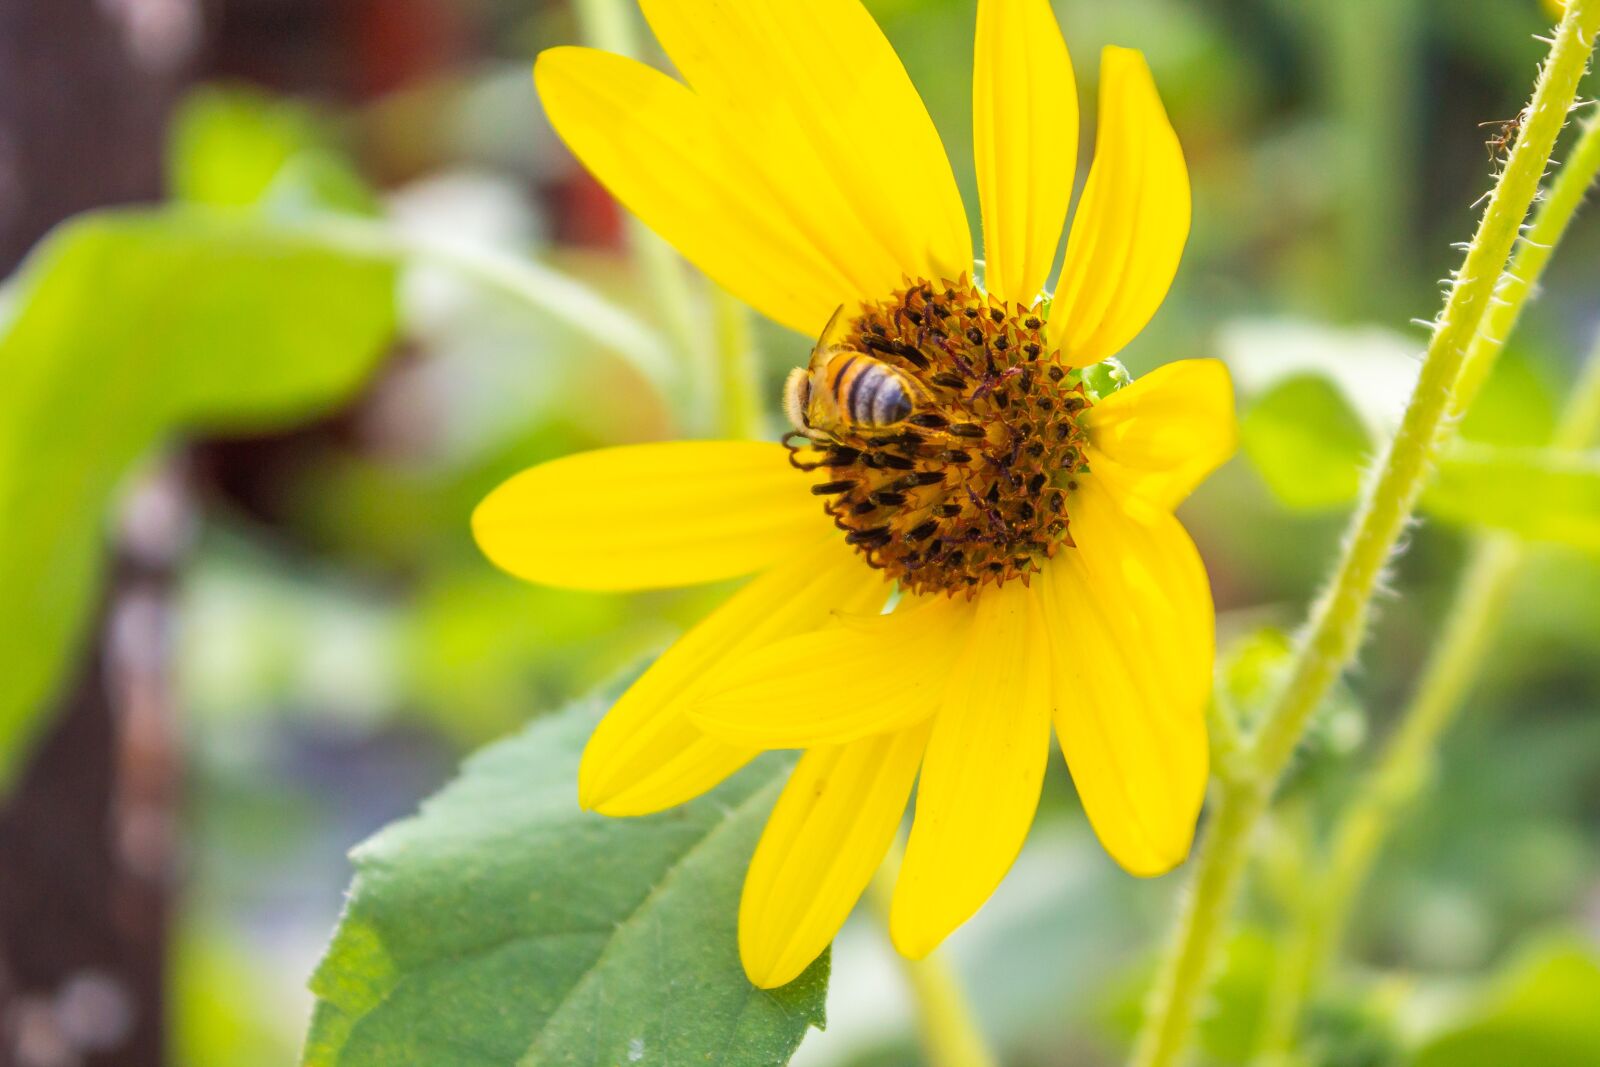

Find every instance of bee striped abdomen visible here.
[835,356,913,427]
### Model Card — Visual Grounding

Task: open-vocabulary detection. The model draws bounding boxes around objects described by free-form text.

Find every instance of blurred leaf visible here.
[1423,444,1600,551]
[0,210,396,790]
[1455,347,1558,447]
[263,153,382,219]
[1220,318,1421,437]
[1411,937,1600,1067]
[1240,374,1372,510]
[174,922,300,1067]
[1298,990,1405,1067]
[303,694,828,1067]
[169,87,331,208]
[170,85,376,217]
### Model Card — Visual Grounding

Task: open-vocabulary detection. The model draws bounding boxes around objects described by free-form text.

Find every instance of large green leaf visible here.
[0,210,396,788]
[1411,937,1600,1067]
[1423,443,1600,551]
[303,696,828,1067]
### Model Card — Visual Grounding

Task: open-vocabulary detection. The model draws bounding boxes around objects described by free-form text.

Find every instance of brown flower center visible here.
[785,277,1091,597]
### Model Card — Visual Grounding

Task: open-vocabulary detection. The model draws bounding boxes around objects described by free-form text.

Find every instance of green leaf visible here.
[303,696,828,1067]
[1220,317,1419,437]
[1423,444,1600,551]
[1240,374,1373,510]
[0,210,396,789]
[169,87,329,208]
[168,86,376,217]
[1455,347,1558,448]
[1411,936,1600,1067]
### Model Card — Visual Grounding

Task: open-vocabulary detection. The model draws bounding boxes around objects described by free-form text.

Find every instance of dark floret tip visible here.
[784,276,1092,596]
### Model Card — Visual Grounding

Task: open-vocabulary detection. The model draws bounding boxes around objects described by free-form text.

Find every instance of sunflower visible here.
[474,0,1236,989]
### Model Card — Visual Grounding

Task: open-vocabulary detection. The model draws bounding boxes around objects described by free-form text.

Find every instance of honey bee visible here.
[784,306,929,441]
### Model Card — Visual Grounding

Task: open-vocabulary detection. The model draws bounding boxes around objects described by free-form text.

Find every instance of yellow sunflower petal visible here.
[687,595,974,748]
[1049,47,1190,366]
[1038,475,1212,876]
[890,581,1052,959]
[740,722,931,988]
[581,537,888,815]
[472,441,820,592]
[1082,358,1237,508]
[973,0,1078,307]
[535,47,849,334]
[640,0,971,302]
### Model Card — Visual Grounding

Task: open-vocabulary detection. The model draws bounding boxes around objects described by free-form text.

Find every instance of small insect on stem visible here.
[1479,107,1529,175]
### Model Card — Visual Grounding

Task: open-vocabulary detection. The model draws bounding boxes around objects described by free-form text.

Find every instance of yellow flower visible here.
[475,0,1236,988]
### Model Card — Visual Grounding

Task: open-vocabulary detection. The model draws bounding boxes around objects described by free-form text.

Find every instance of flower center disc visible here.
[786,277,1091,597]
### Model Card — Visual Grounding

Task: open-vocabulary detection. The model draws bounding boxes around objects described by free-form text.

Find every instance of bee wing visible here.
[812,304,852,361]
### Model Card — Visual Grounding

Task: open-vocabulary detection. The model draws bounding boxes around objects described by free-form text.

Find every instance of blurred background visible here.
[1,0,1598,1065]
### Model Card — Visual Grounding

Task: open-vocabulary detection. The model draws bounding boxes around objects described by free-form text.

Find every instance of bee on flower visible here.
[474,0,1237,988]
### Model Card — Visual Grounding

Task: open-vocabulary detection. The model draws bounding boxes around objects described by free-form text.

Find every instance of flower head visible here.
[783,277,1093,595]
[475,0,1236,988]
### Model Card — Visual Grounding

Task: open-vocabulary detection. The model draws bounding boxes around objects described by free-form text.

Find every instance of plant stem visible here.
[301,213,676,394]
[573,0,716,433]
[710,285,764,439]
[1322,0,1420,317]
[866,839,998,1067]
[1132,774,1265,1067]
[1254,321,1600,1063]
[1130,9,1600,1067]
[1452,110,1600,417]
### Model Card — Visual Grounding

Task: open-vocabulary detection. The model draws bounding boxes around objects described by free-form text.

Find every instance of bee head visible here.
[782,366,812,434]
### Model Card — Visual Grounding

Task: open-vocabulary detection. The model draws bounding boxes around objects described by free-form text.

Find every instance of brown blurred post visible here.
[0,1,198,1064]
[0,463,193,1067]
[0,0,199,272]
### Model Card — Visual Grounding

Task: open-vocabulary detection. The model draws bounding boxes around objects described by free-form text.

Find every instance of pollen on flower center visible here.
[785,277,1092,597]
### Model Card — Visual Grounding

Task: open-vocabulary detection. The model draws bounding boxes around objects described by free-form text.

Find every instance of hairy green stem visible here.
[867,840,998,1067]
[1453,111,1600,416]
[1130,9,1600,1067]
[1254,322,1600,1063]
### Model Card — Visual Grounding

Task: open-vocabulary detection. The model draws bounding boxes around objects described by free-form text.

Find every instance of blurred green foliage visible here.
[1241,375,1372,510]
[169,88,338,209]
[1226,318,1600,554]
[1,0,1597,1065]
[1410,937,1600,1067]
[0,212,395,789]
[1425,445,1600,550]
